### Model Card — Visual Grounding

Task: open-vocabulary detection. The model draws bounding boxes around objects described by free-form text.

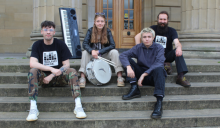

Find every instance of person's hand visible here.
[138,73,148,86]
[175,47,182,57]
[43,75,54,84]
[92,50,99,59]
[127,66,135,78]
[50,68,62,76]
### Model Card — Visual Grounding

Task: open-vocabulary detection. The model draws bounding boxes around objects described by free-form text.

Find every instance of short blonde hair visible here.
[141,27,155,39]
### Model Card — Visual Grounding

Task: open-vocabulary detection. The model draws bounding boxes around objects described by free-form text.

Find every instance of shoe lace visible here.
[182,77,186,81]
[29,109,38,115]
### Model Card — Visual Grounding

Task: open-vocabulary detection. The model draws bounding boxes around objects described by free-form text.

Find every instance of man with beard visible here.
[26,21,86,121]
[135,11,191,87]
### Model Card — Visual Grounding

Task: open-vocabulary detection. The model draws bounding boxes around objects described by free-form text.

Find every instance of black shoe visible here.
[151,100,163,119]
[122,84,141,100]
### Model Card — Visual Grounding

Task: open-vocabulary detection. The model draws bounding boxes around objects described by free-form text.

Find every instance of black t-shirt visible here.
[31,38,72,73]
[150,25,178,54]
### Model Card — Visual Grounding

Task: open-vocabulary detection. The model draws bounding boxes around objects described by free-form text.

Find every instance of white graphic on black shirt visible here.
[43,51,58,67]
[155,36,167,48]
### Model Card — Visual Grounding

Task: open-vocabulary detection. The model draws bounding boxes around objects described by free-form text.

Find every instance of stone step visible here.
[1,82,220,97]
[1,72,220,84]
[1,59,220,73]
[1,95,220,112]
[0,109,220,128]
[1,63,220,73]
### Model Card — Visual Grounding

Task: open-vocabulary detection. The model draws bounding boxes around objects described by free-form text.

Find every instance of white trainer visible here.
[26,109,39,121]
[74,107,87,119]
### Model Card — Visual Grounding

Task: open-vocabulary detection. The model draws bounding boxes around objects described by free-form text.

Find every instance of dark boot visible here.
[151,98,163,119]
[164,62,172,75]
[176,75,191,87]
[122,84,141,100]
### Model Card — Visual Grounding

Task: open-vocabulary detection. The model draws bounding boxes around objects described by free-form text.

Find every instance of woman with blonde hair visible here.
[78,12,124,88]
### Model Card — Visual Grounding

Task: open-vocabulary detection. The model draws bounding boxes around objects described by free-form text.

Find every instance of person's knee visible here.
[109,49,119,56]
[29,68,38,74]
[67,68,77,74]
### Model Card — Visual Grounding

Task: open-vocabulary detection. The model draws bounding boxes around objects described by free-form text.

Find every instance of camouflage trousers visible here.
[28,68,81,101]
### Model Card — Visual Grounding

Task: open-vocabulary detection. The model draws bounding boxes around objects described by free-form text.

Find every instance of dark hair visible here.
[157,11,169,20]
[41,20,56,29]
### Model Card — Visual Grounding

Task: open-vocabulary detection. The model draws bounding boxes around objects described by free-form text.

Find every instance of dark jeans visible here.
[124,58,166,97]
[165,49,188,74]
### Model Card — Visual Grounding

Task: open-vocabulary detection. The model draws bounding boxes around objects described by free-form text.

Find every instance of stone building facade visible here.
[0,0,219,58]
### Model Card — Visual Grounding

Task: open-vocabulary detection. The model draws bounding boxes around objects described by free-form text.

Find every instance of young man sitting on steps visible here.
[26,21,86,121]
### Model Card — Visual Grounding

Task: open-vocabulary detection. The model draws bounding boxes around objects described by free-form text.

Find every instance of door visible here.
[96,0,141,49]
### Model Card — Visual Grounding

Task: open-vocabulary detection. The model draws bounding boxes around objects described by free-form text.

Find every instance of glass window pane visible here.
[124,10,128,19]
[103,0,107,8]
[129,20,134,29]
[108,10,112,19]
[129,10,134,19]
[103,9,107,18]
[129,0,134,9]
[108,20,113,29]
[124,0,128,9]
[124,20,128,29]
[108,0,113,8]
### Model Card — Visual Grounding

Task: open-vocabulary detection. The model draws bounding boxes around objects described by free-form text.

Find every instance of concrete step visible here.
[0,109,220,128]
[1,82,220,97]
[1,95,220,112]
[1,72,220,84]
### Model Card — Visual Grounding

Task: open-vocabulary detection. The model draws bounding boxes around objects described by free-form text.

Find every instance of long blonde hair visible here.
[91,14,108,44]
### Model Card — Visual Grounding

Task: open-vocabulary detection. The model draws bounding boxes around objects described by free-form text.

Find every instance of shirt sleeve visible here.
[171,28,178,41]
[145,45,165,74]
[119,45,138,68]
[30,41,40,60]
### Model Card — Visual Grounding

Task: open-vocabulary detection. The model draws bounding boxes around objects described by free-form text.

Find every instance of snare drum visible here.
[86,59,112,85]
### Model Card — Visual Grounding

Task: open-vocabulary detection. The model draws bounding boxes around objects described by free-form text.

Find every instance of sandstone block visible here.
[0,20,4,29]
[163,0,181,6]
[155,0,163,6]
[14,13,33,21]
[5,0,22,5]
[199,9,207,29]
[170,7,181,21]
[0,37,12,44]
[0,29,24,37]
[208,0,216,8]
[82,4,88,20]
[5,4,32,13]
[186,10,192,30]
[200,0,208,9]
[82,21,88,29]
[154,7,170,21]
[181,11,186,30]
[0,5,5,13]
[169,22,179,30]
[61,0,70,7]
[186,0,192,11]
[182,0,186,12]
[0,0,6,4]
[5,20,32,29]
[21,0,33,5]
[192,9,199,29]
[144,7,152,22]
[144,0,152,8]
[87,0,95,7]
[46,0,53,6]
[192,0,200,10]
[207,8,215,29]
[54,0,61,6]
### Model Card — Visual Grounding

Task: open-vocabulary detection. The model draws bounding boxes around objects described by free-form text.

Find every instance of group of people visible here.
[26,11,191,121]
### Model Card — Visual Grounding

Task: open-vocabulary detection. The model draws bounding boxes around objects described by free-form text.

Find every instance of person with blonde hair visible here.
[120,27,166,119]
[78,12,124,87]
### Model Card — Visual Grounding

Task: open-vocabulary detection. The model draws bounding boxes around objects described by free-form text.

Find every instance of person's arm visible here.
[99,28,115,55]
[144,46,165,75]
[83,28,93,54]
[30,57,55,72]
[134,32,141,45]
[173,38,182,57]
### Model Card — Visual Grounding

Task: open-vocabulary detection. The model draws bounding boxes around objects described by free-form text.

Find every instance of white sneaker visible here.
[74,107,87,119]
[26,109,39,121]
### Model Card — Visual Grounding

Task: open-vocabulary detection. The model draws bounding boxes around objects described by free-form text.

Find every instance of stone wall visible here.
[0,0,33,53]
[142,0,181,33]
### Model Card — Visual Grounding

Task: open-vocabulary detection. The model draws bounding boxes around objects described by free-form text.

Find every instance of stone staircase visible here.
[0,59,220,128]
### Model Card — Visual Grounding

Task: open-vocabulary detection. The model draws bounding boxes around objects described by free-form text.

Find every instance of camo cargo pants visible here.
[28,68,81,101]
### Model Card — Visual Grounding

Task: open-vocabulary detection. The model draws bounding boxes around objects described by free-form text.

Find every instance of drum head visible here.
[93,59,112,84]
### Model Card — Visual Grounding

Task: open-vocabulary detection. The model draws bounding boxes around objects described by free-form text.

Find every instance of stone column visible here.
[179,0,220,58]
[26,0,83,57]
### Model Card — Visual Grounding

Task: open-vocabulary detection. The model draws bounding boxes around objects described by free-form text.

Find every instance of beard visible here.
[157,22,168,34]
